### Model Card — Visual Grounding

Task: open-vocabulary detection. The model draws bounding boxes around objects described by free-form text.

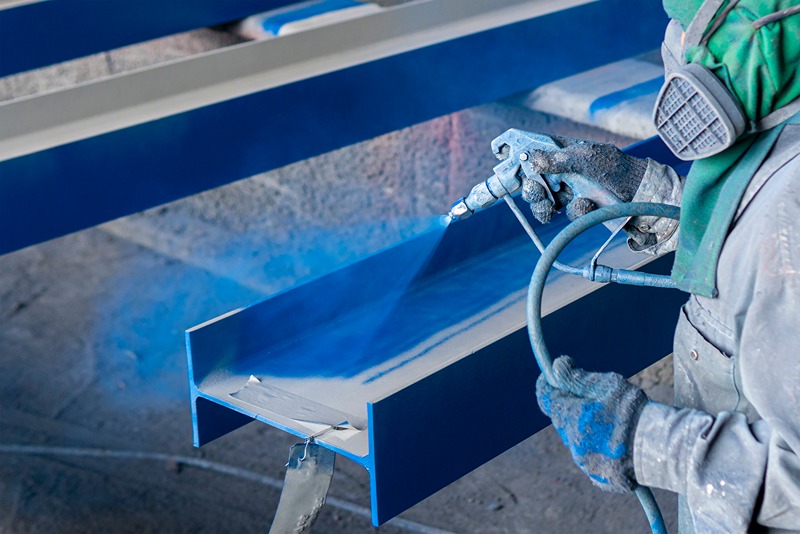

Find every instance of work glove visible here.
[520,137,648,224]
[536,355,648,494]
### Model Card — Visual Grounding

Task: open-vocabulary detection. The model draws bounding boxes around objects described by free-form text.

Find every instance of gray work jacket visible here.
[630,125,800,533]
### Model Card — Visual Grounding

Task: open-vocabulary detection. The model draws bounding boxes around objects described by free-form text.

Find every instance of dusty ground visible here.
[0,22,679,534]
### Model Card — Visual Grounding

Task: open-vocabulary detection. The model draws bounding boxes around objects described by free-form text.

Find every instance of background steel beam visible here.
[0,0,300,77]
[0,0,594,163]
[0,0,668,255]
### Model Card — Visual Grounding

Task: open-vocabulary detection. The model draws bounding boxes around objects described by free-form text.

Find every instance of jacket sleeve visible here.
[632,198,800,532]
[633,403,771,532]
[625,159,684,256]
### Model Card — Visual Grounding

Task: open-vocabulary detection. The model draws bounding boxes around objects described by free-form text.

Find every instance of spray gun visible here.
[448,128,679,534]
[448,129,624,221]
[448,128,677,287]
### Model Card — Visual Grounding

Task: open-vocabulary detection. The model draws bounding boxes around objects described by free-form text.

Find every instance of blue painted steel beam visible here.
[368,254,683,523]
[0,0,300,77]
[186,137,687,525]
[0,0,668,256]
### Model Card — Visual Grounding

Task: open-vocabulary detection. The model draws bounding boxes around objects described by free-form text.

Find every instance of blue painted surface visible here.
[187,194,619,383]
[260,0,362,36]
[575,402,626,459]
[0,0,301,77]
[367,326,544,524]
[588,76,664,116]
[0,0,669,256]
[229,221,450,380]
[193,396,255,448]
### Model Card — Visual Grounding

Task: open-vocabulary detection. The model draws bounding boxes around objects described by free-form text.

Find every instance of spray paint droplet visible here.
[706,483,714,495]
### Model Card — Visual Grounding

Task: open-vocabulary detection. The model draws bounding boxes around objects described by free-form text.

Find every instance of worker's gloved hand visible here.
[536,356,648,494]
[521,137,648,224]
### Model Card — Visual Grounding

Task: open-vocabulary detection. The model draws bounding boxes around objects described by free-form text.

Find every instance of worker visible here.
[526,1,800,532]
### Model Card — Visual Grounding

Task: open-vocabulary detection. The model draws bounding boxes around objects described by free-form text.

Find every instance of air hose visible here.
[522,201,680,534]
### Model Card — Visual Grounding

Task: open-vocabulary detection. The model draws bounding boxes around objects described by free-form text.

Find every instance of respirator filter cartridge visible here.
[653,63,746,161]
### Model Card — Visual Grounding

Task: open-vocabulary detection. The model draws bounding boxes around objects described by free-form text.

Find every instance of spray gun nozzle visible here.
[448,197,473,221]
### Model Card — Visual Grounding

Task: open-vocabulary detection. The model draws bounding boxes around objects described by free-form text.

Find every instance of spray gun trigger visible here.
[525,170,556,205]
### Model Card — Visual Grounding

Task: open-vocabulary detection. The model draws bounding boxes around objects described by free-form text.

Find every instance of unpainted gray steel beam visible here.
[0,0,591,162]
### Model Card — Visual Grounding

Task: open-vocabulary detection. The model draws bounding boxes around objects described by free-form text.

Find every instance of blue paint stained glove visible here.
[536,356,649,494]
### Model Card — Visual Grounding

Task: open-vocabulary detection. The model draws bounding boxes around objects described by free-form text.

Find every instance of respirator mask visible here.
[653,0,800,161]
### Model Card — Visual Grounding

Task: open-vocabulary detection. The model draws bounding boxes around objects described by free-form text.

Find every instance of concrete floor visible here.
[1,23,679,534]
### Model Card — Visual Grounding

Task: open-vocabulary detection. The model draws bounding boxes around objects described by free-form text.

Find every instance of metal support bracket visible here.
[269,442,336,534]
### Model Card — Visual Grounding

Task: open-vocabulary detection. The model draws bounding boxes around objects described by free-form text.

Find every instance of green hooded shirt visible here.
[660,0,800,296]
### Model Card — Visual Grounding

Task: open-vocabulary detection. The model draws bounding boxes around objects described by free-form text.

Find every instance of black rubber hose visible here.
[527,202,680,534]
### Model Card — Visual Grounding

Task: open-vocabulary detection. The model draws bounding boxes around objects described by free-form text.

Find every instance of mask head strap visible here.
[752,5,800,30]
[683,0,728,47]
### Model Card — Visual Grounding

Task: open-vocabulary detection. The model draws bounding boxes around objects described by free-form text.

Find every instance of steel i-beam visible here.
[186,138,688,525]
